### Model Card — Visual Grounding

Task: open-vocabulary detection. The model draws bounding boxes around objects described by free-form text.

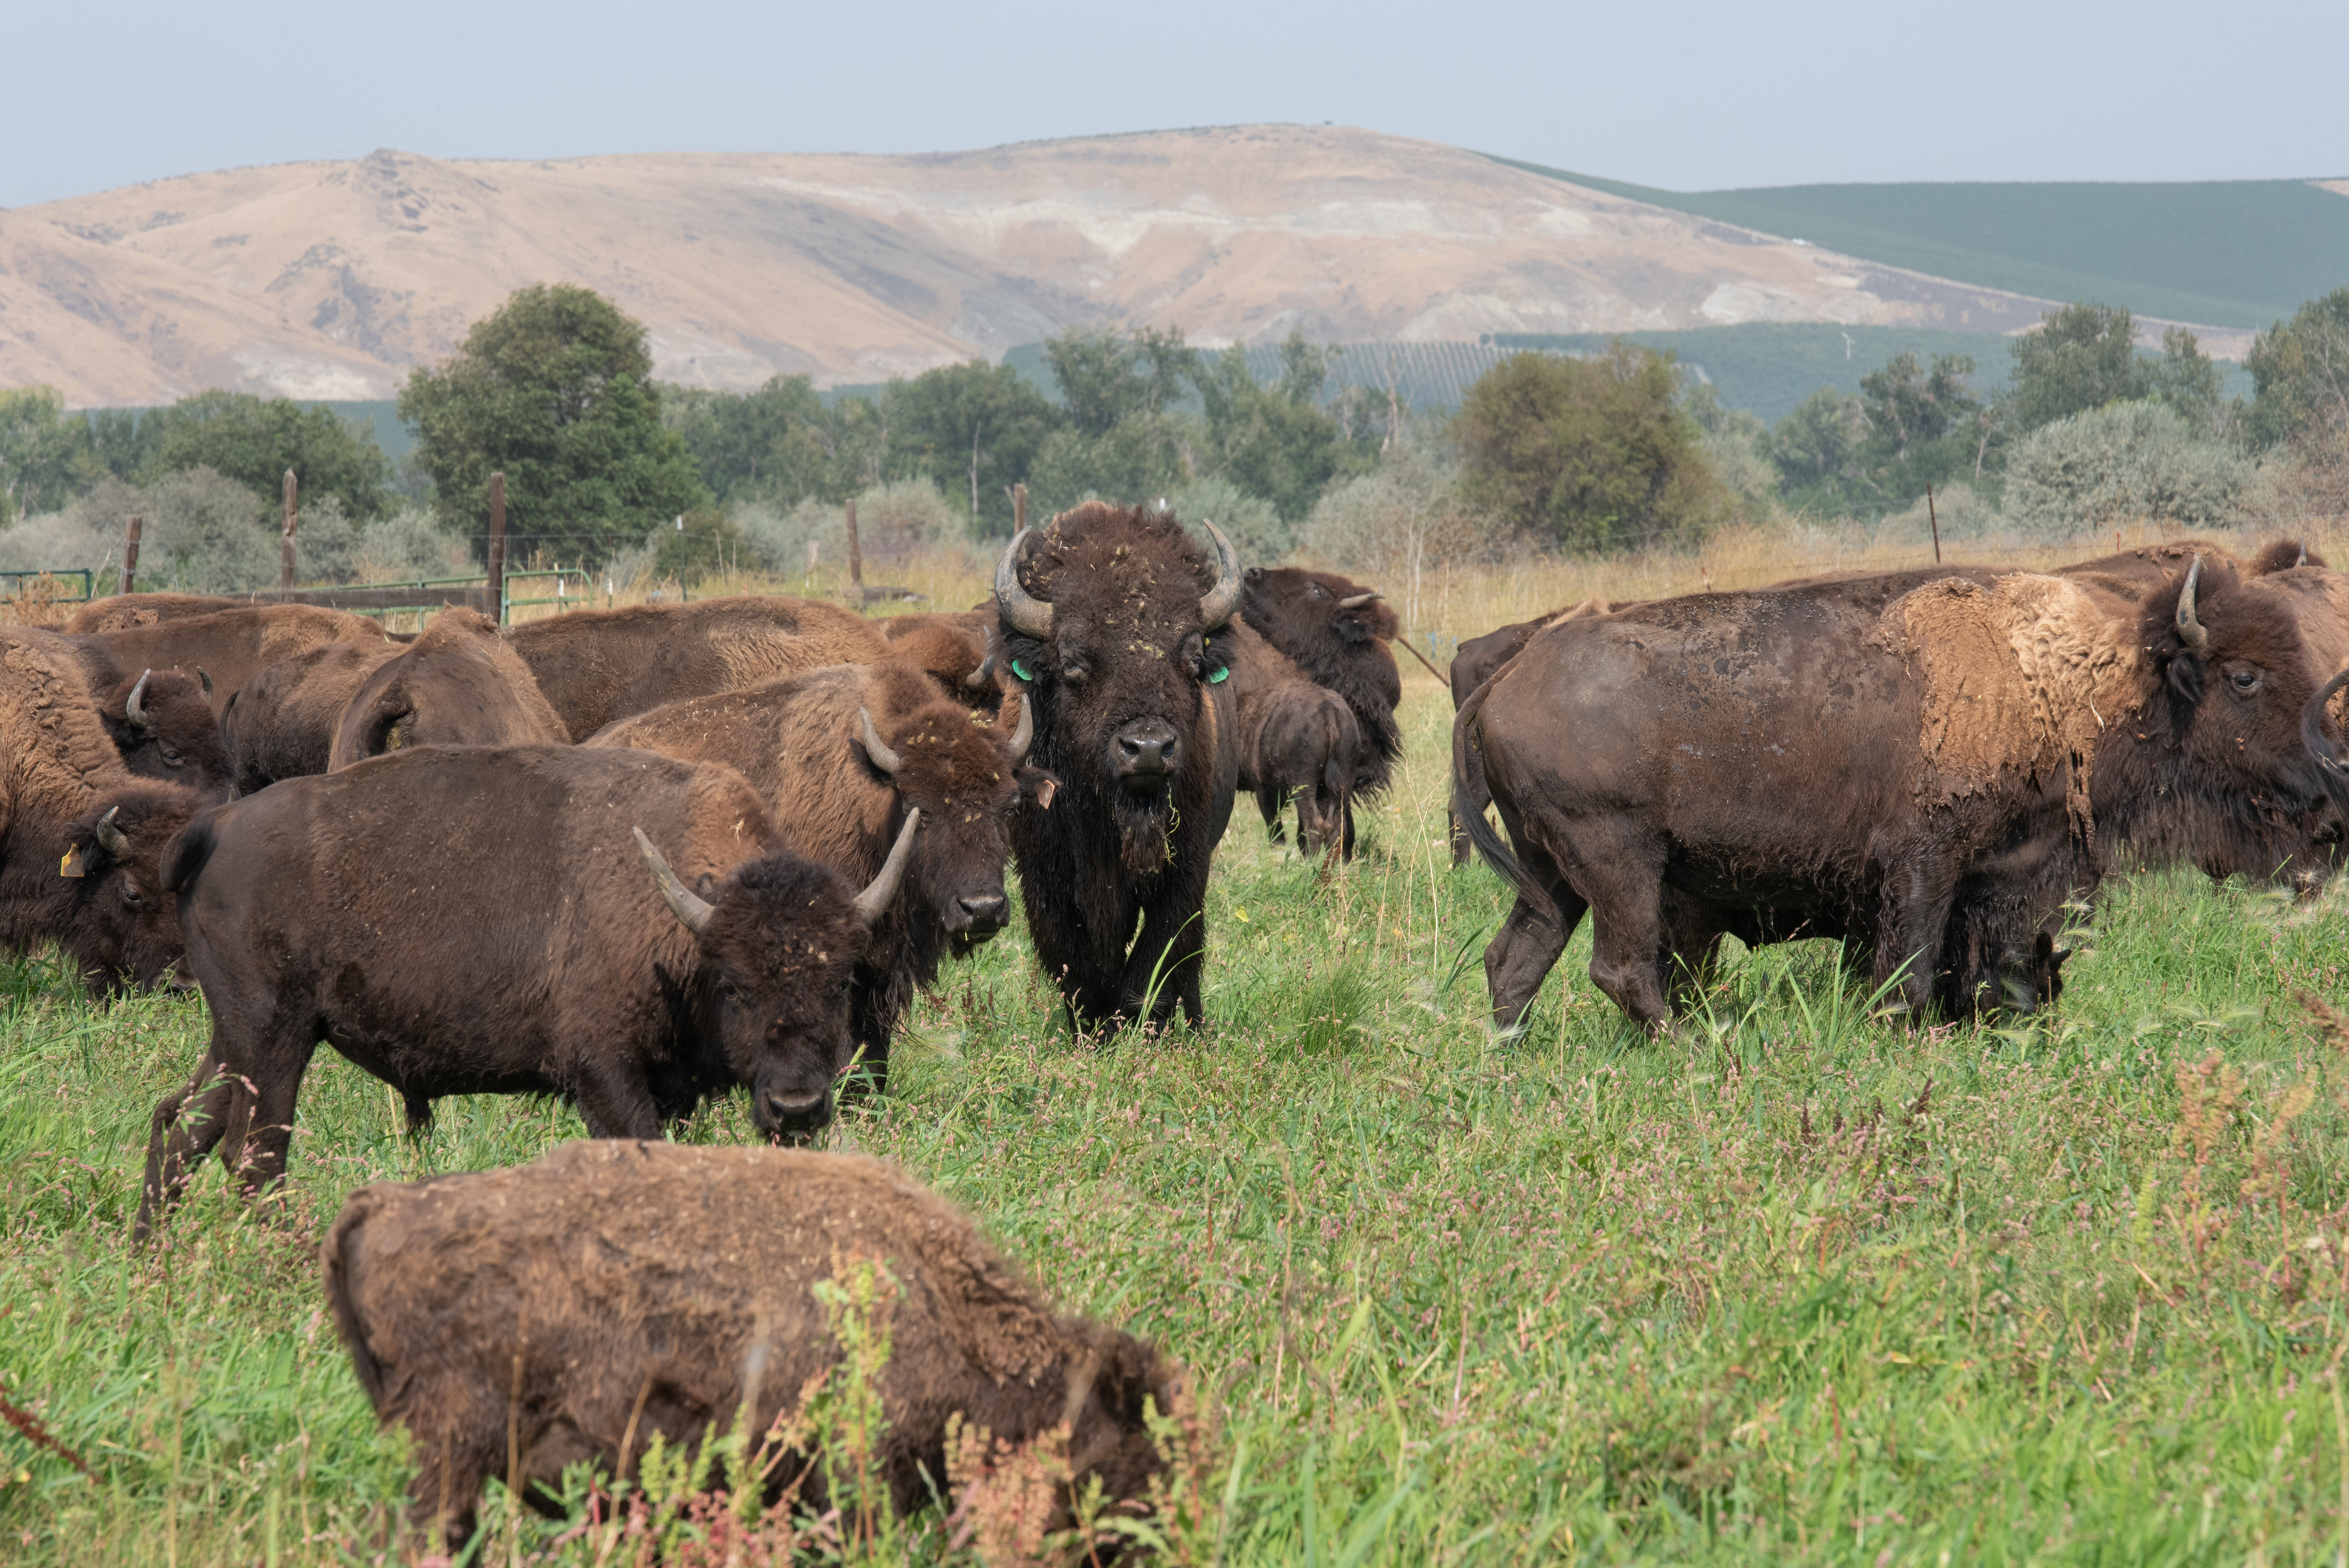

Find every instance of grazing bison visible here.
[1458,558,2349,1030]
[879,608,998,696]
[136,746,918,1237]
[327,608,568,768]
[1222,620,1362,857]
[993,504,1242,1031]
[506,595,890,739]
[76,603,394,717]
[588,661,1048,1086]
[324,1142,1178,1555]
[0,632,201,993]
[97,669,232,798]
[221,641,402,795]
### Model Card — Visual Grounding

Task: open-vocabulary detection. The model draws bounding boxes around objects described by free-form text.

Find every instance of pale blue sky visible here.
[9,0,2343,210]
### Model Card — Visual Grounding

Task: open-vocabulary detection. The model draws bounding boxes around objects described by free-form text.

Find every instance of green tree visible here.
[2005,302,2150,434]
[2244,288,2349,450]
[1193,335,1369,523]
[2148,326,2227,433]
[883,361,1060,536]
[0,386,95,523]
[1454,344,1729,551]
[665,375,843,505]
[1027,326,1203,512]
[1854,351,1986,505]
[400,283,707,563]
[1769,387,1872,513]
[143,390,393,519]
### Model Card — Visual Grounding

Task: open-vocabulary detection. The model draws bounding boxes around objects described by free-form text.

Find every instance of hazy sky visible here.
[10,0,2343,210]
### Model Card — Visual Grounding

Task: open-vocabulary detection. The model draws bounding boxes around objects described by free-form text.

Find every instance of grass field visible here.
[9,528,2349,1563]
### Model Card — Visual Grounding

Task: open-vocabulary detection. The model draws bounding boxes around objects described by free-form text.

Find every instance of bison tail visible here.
[1451,678,1550,918]
[321,1187,390,1409]
[160,811,219,896]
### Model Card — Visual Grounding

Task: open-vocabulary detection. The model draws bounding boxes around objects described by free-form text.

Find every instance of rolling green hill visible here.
[1491,157,2349,330]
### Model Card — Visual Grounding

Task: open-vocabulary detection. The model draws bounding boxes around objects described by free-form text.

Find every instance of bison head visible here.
[994,503,1241,873]
[52,782,203,995]
[103,669,231,799]
[854,692,1049,950]
[329,608,567,768]
[633,813,919,1137]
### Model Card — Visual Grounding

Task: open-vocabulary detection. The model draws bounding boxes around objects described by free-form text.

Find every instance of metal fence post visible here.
[487,472,507,625]
[120,515,142,596]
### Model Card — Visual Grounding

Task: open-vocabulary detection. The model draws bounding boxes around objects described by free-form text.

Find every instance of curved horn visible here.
[851,807,921,929]
[999,688,1033,763]
[858,707,903,776]
[633,827,715,937]
[963,623,997,690]
[2302,668,2349,785]
[124,670,153,731]
[1337,591,1381,610]
[993,530,1053,639]
[2174,554,2210,651]
[94,806,129,859]
[1198,520,1243,630]
[194,666,213,699]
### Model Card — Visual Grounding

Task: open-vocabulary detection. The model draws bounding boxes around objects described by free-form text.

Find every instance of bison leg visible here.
[404,1426,495,1559]
[1554,837,1674,1032]
[137,1047,239,1240]
[217,1026,319,1203]
[1257,783,1286,844]
[1484,859,1590,1034]
[570,1062,665,1142]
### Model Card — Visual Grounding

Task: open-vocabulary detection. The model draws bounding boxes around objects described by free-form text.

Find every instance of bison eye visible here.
[121,883,143,907]
[1061,660,1088,683]
[2230,670,2263,695]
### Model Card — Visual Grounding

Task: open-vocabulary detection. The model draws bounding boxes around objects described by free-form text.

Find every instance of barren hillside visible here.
[0,125,2083,406]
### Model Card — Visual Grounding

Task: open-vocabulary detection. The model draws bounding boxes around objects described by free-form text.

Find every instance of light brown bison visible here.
[506,595,890,739]
[1221,620,1363,858]
[323,1141,1178,1554]
[65,593,249,632]
[137,746,918,1238]
[75,603,395,717]
[588,661,1047,1088]
[220,641,402,795]
[327,607,568,768]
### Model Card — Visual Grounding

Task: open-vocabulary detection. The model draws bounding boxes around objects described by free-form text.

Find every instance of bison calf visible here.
[1221,621,1362,857]
[137,746,919,1238]
[324,1141,1179,1553]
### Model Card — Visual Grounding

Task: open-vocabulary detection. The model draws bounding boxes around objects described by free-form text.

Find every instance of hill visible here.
[0,127,2083,407]
[1494,158,2349,331]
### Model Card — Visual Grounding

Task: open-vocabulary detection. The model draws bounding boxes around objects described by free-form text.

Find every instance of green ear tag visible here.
[1010,658,1033,681]
[1207,666,1230,684]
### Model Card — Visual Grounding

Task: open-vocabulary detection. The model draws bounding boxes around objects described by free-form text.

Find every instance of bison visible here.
[506,595,891,739]
[97,668,232,798]
[328,607,569,768]
[993,504,1242,1032]
[879,608,998,695]
[220,641,402,795]
[324,1141,1178,1554]
[1222,619,1363,858]
[1457,558,2349,1030]
[587,660,1048,1087]
[136,745,919,1238]
[74,603,395,717]
[65,593,249,633]
[1240,567,1402,843]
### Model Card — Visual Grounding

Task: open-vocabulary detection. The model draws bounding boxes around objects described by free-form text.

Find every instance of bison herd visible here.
[11,503,2343,1548]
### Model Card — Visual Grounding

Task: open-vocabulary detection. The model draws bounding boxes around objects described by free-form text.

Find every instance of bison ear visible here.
[2166,649,2206,705]
[1019,767,1059,810]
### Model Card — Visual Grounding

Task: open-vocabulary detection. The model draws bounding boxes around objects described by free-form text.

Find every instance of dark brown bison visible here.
[1458,558,2349,1030]
[506,595,890,739]
[1222,620,1362,857]
[587,661,1048,1087]
[1240,567,1401,854]
[879,608,998,695]
[324,1141,1178,1555]
[993,504,1242,1031]
[327,607,569,768]
[75,603,395,717]
[97,668,233,798]
[220,641,402,795]
[1445,597,1612,863]
[0,632,203,993]
[136,746,918,1238]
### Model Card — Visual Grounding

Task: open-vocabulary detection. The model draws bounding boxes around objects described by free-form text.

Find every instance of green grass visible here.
[1491,156,2349,331]
[8,682,2349,1563]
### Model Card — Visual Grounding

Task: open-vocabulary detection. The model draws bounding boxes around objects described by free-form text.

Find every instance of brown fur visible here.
[65,594,250,633]
[880,609,994,694]
[1239,568,1402,805]
[507,596,890,738]
[589,662,1045,1087]
[221,641,403,794]
[328,608,568,769]
[74,604,395,717]
[1221,621,1363,857]
[322,1141,1177,1554]
[95,668,231,799]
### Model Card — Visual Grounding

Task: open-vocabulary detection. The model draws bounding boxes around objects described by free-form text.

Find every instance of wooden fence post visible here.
[279,470,298,593]
[845,497,863,590]
[120,515,143,597]
[487,472,507,624]
[1012,483,1027,535]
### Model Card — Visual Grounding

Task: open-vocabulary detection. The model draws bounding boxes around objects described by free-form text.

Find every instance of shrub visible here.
[1166,476,1287,566]
[2003,402,2256,536]
[1300,447,1502,622]
[350,507,467,582]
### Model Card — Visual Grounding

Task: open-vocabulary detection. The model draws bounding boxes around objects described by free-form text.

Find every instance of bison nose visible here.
[1112,720,1180,781]
[954,890,1009,932]
[759,1088,831,1138]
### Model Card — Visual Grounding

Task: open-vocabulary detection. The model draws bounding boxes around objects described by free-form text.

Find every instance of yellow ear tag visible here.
[59,846,87,879]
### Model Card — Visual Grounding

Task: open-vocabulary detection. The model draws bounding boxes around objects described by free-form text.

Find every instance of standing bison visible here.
[324,1142,1179,1555]
[136,746,917,1237]
[1240,567,1401,854]
[1222,620,1362,857]
[993,504,1242,1031]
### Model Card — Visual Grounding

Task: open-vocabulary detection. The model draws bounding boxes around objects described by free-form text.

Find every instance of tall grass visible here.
[5,520,2349,1561]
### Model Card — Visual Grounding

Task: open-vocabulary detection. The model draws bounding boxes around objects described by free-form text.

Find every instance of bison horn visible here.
[851,807,921,929]
[1198,520,1243,631]
[2175,554,2210,651]
[858,707,904,776]
[2298,543,2310,567]
[964,623,997,690]
[1338,591,1381,610]
[194,666,214,699]
[94,806,129,860]
[633,828,715,937]
[994,530,1053,640]
[125,669,153,731]
[2302,667,2349,790]
[999,688,1033,762]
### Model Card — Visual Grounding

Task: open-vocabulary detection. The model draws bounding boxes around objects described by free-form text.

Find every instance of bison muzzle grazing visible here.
[993,503,1243,1032]
[135,746,919,1239]
[324,1141,1180,1555]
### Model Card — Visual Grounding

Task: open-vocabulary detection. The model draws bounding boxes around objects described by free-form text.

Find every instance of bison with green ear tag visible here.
[136,744,917,1241]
